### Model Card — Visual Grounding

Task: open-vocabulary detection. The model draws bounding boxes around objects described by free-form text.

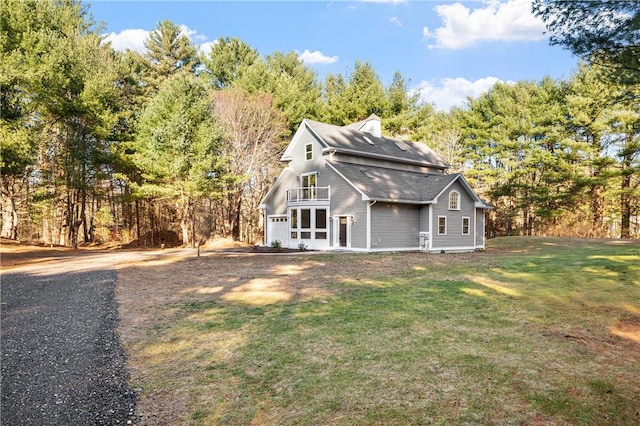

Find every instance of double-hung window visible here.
[462,217,470,235]
[438,216,447,235]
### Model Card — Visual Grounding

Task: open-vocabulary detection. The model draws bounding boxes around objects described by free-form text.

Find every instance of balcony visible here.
[286,186,330,203]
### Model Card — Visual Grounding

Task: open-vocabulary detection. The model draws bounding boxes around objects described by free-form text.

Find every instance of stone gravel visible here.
[1,269,136,425]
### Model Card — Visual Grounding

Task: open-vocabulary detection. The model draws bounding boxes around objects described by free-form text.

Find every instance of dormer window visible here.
[394,141,407,151]
[449,191,460,210]
[305,143,313,161]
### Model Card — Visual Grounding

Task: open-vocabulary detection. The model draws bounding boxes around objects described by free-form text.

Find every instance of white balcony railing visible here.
[286,186,330,203]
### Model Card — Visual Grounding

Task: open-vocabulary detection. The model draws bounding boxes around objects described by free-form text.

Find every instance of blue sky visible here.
[91,0,579,111]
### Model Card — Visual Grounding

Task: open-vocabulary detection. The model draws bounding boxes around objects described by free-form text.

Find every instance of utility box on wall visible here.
[419,232,429,250]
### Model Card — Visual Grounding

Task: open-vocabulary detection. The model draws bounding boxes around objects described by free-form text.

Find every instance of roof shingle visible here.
[328,161,459,203]
[305,119,450,169]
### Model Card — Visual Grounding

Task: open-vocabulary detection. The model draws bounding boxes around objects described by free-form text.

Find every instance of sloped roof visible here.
[328,161,460,203]
[304,119,450,170]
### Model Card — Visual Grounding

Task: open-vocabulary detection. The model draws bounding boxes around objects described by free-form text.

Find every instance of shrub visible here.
[270,240,282,252]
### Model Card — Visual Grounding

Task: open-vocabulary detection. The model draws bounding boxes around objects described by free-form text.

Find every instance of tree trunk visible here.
[135,199,141,246]
[232,197,241,241]
[620,137,633,239]
[1,182,19,240]
[590,184,604,237]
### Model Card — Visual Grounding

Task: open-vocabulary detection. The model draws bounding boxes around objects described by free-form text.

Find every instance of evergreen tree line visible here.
[1,1,638,248]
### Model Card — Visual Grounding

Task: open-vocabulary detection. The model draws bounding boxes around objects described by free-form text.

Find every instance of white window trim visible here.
[333,215,352,248]
[462,216,470,235]
[449,191,460,210]
[300,171,318,187]
[305,143,313,161]
[288,207,330,249]
[438,215,447,235]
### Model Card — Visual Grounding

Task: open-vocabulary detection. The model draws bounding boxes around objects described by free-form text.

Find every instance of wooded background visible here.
[2,0,638,248]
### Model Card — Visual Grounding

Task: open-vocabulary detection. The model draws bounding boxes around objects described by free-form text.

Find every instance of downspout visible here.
[473,208,477,248]
[367,200,377,252]
[428,204,433,252]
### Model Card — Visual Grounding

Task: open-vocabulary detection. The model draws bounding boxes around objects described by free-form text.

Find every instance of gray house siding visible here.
[431,181,475,249]
[371,203,420,249]
[288,128,325,172]
[323,162,367,248]
[475,209,485,248]
[263,170,296,215]
[419,205,430,233]
[265,127,328,215]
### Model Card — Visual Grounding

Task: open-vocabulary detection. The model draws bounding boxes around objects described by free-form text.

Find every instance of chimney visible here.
[361,114,381,137]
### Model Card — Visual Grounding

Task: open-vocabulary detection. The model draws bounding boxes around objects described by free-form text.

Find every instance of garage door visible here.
[267,216,289,247]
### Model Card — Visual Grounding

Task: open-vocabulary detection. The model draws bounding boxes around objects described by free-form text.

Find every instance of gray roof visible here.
[328,161,460,203]
[305,119,450,170]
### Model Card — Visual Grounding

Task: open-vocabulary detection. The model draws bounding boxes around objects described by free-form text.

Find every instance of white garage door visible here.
[267,216,289,247]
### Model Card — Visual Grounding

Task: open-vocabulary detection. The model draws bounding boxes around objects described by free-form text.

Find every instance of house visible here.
[259,115,491,252]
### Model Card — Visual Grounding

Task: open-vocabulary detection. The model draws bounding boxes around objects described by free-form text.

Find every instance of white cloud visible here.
[390,16,402,27]
[178,24,207,42]
[415,76,512,111]
[197,41,216,56]
[424,0,546,49]
[103,24,209,54]
[103,29,149,53]
[298,49,339,65]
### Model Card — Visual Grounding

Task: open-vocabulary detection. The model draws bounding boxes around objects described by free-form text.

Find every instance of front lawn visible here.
[116,237,640,425]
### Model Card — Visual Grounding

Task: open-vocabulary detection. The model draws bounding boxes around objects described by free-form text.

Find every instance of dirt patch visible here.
[1,238,75,268]
[611,316,640,345]
[113,249,491,424]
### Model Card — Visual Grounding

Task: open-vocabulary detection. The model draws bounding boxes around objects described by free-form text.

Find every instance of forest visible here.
[1,0,638,248]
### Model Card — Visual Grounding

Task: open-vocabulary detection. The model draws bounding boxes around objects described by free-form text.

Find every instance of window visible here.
[462,217,470,235]
[449,191,460,210]
[394,141,407,151]
[301,209,311,229]
[305,143,313,161]
[301,173,317,188]
[438,216,447,235]
[315,209,327,239]
[316,209,327,229]
[301,173,317,199]
[290,208,329,243]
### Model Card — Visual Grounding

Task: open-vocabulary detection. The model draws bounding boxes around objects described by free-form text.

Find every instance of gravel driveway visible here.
[1,268,136,425]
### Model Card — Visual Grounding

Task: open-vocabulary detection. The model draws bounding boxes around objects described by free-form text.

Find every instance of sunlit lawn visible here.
[117,237,640,425]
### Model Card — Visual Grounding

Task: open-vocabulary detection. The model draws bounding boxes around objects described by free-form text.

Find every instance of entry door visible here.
[339,217,348,247]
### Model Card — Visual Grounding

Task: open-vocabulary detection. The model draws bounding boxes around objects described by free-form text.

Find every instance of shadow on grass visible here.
[111,238,640,425]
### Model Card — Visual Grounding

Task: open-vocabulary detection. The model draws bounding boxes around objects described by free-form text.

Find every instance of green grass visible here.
[122,237,640,425]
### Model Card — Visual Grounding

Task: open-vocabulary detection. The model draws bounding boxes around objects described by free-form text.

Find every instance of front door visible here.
[339,217,348,247]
